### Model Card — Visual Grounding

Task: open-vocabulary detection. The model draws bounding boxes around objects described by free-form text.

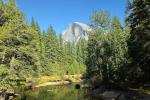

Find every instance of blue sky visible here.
[16,0,127,35]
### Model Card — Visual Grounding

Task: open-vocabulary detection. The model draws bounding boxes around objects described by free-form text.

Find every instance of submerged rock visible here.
[100,91,121,100]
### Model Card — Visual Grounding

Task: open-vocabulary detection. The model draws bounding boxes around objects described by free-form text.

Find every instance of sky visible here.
[16,0,127,35]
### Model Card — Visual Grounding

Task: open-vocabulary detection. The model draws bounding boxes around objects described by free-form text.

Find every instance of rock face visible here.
[61,22,92,43]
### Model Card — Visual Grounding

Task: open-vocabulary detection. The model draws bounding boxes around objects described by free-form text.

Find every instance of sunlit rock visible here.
[61,22,92,43]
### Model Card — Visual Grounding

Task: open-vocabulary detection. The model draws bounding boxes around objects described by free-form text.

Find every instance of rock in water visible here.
[75,84,80,90]
[61,22,92,44]
[101,91,121,100]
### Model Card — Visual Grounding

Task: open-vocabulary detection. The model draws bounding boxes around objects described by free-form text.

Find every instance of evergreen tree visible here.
[46,26,60,63]
[76,38,87,64]
[86,11,111,84]
[30,18,43,75]
[0,0,39,87]
[126,0,150,83]
[86,13,130,87]
[90,10,110,31]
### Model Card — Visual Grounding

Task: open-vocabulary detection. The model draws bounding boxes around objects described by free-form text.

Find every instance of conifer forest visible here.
[0,0,150,100]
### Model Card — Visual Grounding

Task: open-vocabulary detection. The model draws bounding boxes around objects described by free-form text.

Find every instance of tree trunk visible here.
[10,56,15,70]
[1,48,6,63]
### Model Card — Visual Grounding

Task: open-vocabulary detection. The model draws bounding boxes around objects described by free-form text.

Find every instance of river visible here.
[15,83,91,100]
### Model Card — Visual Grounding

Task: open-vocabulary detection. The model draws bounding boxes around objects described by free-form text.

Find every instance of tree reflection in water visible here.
[16,84,95,100]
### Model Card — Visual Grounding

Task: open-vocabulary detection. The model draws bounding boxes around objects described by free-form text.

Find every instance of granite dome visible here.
[61,22,92,43]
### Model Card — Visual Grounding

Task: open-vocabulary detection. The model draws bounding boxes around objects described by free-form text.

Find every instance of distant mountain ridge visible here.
[61,22,92,43]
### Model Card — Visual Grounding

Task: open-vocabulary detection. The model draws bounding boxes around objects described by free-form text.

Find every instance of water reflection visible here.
[16,84,90,100]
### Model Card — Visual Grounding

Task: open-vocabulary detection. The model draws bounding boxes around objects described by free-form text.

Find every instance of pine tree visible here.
[30,18,43,75]
[76,38,87,64]
[46,26,60,63]
[0,0,39,87]
[126,0,150,83]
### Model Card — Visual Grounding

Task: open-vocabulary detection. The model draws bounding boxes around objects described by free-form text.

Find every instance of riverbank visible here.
[88,89,150,100]
[0,74,83,99]
[35,74,82,87]
[85,82,150,100]
[35,81,70,87]
[1,75,150,100]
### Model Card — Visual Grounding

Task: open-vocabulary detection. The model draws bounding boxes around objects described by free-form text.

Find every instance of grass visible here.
[38,76,62,84]
[36,74,82,86]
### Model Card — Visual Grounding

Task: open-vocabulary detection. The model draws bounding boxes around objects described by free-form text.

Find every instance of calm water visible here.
[14,83,149,100]
[15,84,91,100]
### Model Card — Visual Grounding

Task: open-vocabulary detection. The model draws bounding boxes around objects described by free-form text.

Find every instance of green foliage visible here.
[76,39,87,64]
[126,0,150,84]
[0,0,39,88]
[45,26,61,63]
[86,12,130,87]
[85,0,150,89]
[0,1,86,90]
[0,0,149,94]
[90,10,110,30]
[0,64,8,75]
